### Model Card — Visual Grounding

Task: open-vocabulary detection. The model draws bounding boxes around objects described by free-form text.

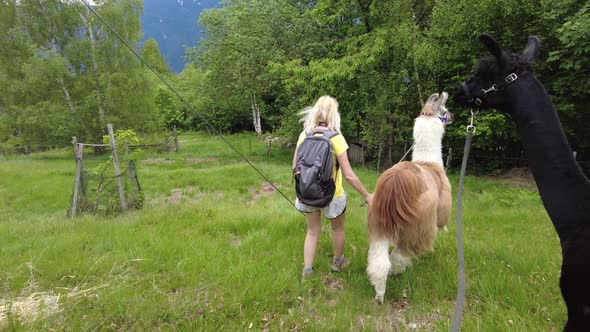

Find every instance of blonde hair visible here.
[299,95,342,134]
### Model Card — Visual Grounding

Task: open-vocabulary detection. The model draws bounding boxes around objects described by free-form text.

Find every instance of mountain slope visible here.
[141,0,219,72]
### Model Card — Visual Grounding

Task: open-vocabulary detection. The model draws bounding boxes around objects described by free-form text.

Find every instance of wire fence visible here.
[348,140,590,177]
[68,125,144,217]
[1,126,179,157]
[69,156,143,216]
[446,147,590,177]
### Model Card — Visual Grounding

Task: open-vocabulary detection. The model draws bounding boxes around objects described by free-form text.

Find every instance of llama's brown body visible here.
[368,161,451,256]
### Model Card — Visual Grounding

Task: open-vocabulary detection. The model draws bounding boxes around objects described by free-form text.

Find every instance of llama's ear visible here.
[522,36,541,62]
[432,93,442,111]
[421,93,439,116]
[479,33,503,59]
[433,91,449,113]
[425,93,439,106]
[434,92,448,109]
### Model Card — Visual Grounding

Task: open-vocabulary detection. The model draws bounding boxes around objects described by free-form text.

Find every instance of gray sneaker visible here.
[302,267,314,279]
[331,257,350,272]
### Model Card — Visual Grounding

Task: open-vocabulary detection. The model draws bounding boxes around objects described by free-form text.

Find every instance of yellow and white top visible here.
[297,131,349,198]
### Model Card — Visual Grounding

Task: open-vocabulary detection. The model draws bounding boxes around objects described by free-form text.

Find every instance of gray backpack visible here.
[294,130,339,207]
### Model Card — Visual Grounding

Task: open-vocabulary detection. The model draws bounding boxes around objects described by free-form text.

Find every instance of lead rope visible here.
[361,142,415,208]
[451,109,477,331]
[398,143,415,164]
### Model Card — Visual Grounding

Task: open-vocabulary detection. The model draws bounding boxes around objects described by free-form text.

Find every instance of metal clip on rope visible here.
[466,109,478,133]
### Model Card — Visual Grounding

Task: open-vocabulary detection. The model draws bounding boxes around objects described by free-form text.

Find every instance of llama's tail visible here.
[369,162,439,256]
[368,162,425,242]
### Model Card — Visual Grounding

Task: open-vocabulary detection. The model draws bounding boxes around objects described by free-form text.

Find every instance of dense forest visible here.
[1,0,588,170]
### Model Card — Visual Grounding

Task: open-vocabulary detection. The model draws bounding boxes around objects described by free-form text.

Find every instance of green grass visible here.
[0,132,564,331]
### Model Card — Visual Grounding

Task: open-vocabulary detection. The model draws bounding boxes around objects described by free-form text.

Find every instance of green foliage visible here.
[0,0,167,149]
[140,38,170,74]
[155,86,185,130]
[101,129,144,163]
[446,111,519,149]
[1,0,589,169]
[541,1,590,148]
[102,129,141,146]
[95,129,144,176]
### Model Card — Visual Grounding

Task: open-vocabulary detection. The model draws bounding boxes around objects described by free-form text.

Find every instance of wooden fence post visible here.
[125,143,140,200]
[108,124,127,211]
[173,125,179,152]
[446,148,453,172]
[70,137,81,217]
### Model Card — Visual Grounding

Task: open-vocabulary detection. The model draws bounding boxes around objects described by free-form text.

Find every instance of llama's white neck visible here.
[411,117,444,167]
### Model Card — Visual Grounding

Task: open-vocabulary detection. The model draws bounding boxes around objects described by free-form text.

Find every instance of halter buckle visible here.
[481,84,497,95]
[505,73,518,83]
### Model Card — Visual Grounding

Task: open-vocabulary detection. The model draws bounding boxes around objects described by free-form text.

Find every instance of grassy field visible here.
[0,132,564,331]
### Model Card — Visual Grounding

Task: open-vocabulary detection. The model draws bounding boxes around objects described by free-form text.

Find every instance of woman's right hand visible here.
[364,193,374,207]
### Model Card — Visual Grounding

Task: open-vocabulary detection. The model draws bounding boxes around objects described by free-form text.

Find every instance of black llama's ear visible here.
[522,36,541,62]
[478,33,503,59]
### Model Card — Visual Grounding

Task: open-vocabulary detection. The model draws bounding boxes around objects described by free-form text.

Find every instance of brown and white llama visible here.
[454,34,590,331]
[367,92,453,304]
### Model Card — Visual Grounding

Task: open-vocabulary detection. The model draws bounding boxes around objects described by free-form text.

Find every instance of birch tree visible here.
[199,0,301,135]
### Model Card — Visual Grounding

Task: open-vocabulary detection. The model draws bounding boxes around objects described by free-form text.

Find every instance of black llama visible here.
[454,34,590,331]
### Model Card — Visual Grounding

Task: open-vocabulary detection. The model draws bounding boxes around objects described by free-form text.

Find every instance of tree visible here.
[140,38,170,74]
[0,0,78,149]
[542,1,590,153]
[154,86,184,129]
[2,0,588,169]
[67,0,162,140]
[199,0,305,135]
[0,0,164,149]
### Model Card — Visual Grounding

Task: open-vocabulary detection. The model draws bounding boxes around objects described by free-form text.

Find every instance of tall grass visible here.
[0,132,563,331]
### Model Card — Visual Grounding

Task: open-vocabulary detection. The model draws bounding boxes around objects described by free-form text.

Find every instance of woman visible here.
[292,95,373,278]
